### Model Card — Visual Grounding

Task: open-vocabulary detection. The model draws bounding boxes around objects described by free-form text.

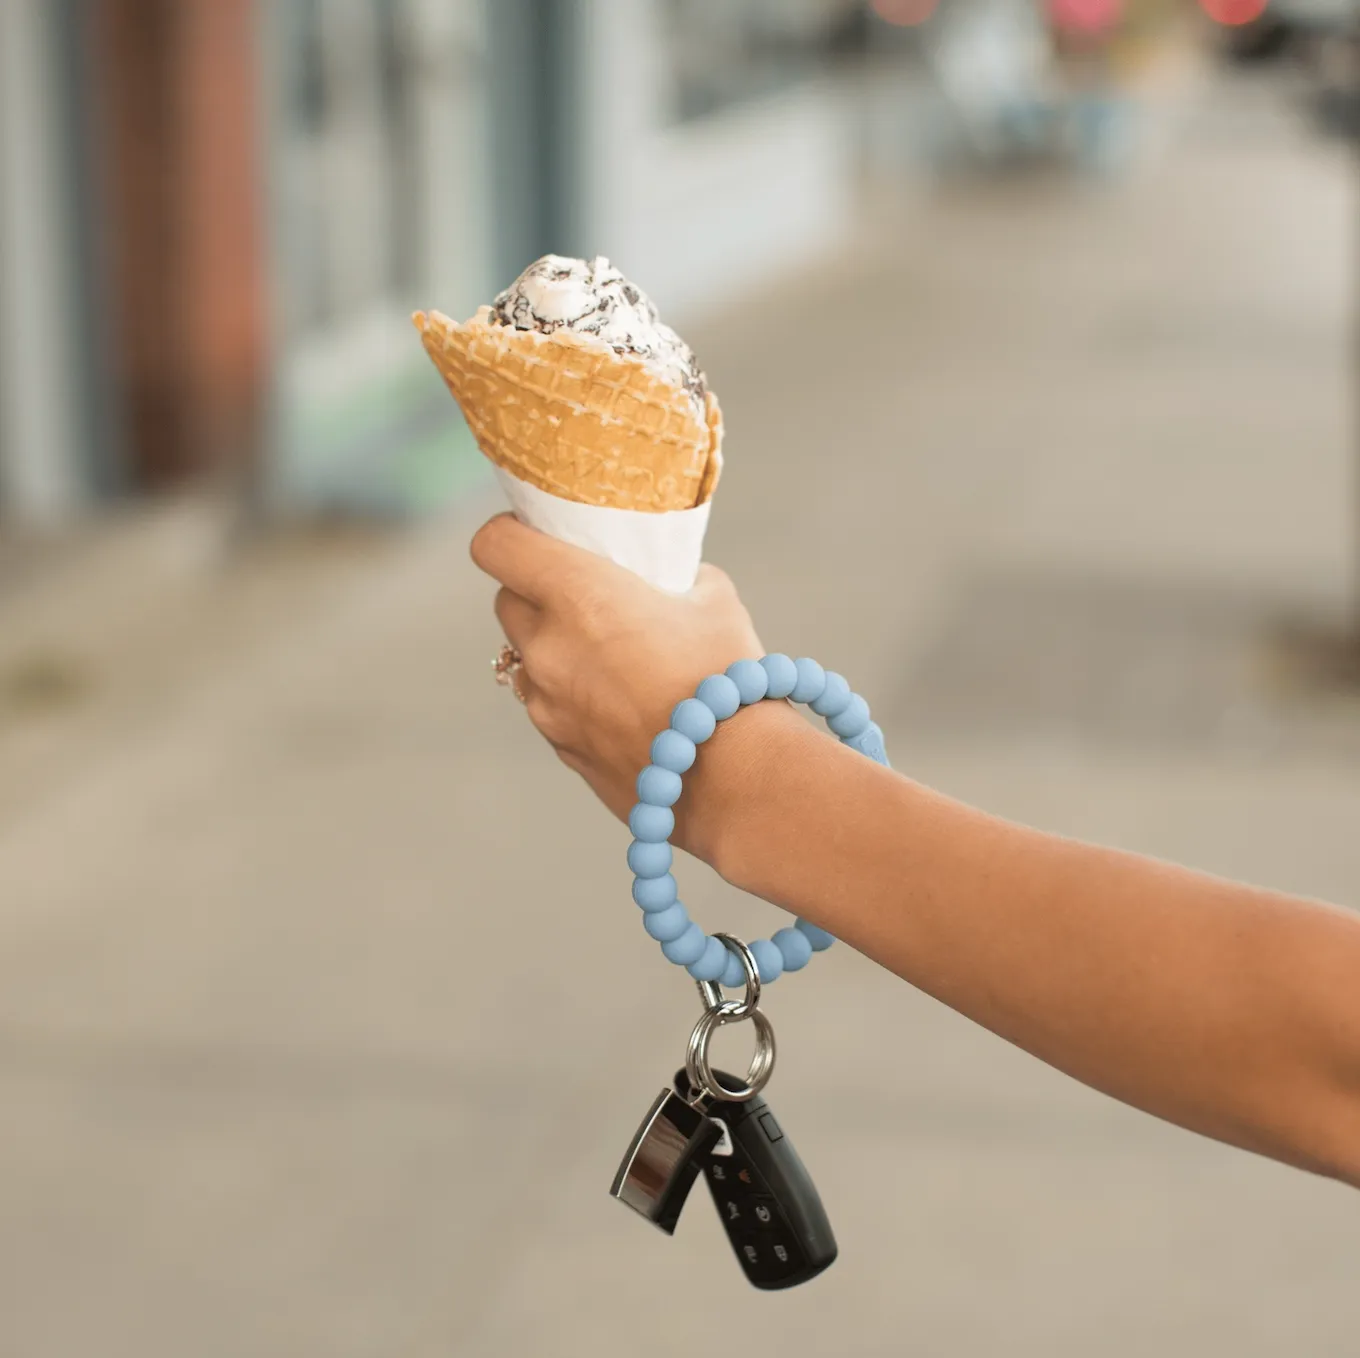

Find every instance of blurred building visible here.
[0,0,879,530]
[1,0,493,525]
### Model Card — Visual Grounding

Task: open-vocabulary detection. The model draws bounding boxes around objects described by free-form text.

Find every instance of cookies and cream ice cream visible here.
[414,255,723,593]
[488,255,708,417]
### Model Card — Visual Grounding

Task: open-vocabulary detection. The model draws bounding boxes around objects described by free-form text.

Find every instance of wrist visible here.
[672,698,819,882]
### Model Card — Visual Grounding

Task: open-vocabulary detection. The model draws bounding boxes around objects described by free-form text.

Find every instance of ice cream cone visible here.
[413,307,723,512]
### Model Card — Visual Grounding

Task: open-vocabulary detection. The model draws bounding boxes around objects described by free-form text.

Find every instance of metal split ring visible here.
[492,644,527,703]
[685,935,776,1103]
[693,931,761,1020]
[686,1006,776,1105]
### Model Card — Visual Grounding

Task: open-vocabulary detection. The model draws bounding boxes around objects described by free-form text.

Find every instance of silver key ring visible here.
[685,936,776,1103]
[693,932,761,1020]
[686,1005,777,1104]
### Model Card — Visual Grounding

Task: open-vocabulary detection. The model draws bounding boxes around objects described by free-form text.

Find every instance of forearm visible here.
[686,703,1360,1185]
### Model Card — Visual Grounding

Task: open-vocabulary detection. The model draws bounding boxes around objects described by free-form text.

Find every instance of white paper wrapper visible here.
[492,465,710,595]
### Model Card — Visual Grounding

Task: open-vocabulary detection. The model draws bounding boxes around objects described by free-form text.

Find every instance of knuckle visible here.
[469,513,511,571]
[573,587,615,640]
[525,693,570,748]
[559,565,594,607]
[521,638,561,691]
[468,524,493,569]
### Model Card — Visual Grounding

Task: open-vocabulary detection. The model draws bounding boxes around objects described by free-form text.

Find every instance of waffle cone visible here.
[414,308,722,512]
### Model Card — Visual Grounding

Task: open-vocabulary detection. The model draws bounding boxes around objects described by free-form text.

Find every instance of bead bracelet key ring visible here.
[610,654,891,1290]
[625,654,888,989]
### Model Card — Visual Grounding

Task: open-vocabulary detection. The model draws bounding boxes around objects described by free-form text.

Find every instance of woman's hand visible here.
[469,513,775,860]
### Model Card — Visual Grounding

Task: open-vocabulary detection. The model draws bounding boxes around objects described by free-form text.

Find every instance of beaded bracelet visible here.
[626,654,890,990]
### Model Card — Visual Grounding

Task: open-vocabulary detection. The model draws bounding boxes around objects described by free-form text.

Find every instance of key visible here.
[610,1085,724,1235]
[676,1067,838,1290]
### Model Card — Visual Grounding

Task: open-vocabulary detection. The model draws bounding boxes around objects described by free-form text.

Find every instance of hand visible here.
[469,513,768,859]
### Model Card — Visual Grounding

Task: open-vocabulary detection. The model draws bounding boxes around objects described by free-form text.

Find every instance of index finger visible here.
[469,512,589,605]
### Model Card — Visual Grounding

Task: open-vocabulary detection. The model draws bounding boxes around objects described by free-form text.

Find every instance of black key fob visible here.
[675,1068,838,1290]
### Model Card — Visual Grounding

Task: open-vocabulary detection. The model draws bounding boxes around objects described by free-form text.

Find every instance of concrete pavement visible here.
[1,75,1358,1357]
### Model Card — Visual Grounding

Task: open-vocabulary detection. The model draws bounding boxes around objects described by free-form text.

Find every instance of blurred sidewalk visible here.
[2,78,1359,1358]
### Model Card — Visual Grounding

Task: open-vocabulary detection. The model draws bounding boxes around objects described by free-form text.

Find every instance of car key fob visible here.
[675,1067,838,1290]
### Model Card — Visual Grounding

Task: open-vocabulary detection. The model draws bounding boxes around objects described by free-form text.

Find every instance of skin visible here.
[472,512,1360,1190]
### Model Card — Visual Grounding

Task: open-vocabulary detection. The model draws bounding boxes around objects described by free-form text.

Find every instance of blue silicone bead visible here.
[750,938,784,983]
[790,657,827,705]
[810,671,852,720]
[636,764,683,808]
[844,720,889,766]
[795,919,836,952]
[695,673,741,721]
[670,698,717,745]
[687,934,730,982]
[644,902,691,942]
[650,728,697,774]
[759,653,798,699]
[772,927,814,972]
[627,839,673,879]
[828,693,871,740]
[662,923,708,966]
[725,659,769,705]
[720,950,747,989]
[632,873,678,911]
[628,802,674,843]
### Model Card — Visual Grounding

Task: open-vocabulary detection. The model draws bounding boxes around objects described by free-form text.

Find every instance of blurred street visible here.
[2,62,1360,1358]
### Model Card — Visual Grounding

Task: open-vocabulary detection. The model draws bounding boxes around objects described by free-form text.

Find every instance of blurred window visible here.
[661,0,868,123]
[264,0,489,512]
[276,0,453,338]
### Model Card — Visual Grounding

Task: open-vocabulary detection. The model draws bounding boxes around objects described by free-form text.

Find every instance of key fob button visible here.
[765,1232,804,1274]
[749,1196,779,1228]
[758,1112,783,1143]
[736,1231,805,1284]
[719,1195,746,1224]
[735,1233,776,1282]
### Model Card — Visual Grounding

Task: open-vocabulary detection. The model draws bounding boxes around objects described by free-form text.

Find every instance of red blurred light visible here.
[1198,0,1269,24]
[1049,0,1125,34]
[872,0,939,26]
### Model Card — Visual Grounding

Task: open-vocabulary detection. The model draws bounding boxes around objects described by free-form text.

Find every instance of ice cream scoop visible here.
[488,255,709,418]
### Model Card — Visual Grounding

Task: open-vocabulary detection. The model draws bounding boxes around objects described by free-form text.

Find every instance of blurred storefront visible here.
[1,0,492,525]
[562,0,867,319]
[1,0,873,531]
